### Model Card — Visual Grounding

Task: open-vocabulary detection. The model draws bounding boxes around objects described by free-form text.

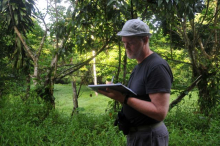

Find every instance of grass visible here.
[54,84,199,115]
[0,90,126,146]
[54,84,112,115]
[53,84,220,146]
[0,84,219,146]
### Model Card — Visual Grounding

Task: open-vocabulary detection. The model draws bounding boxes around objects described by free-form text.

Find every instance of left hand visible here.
[98,88,125,104]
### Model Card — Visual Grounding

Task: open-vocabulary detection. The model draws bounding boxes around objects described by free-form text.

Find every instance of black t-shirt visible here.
[123,53,173,126]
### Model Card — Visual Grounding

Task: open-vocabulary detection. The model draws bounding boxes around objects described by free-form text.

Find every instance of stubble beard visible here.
[126,50,135,59]
[126,48,142,60]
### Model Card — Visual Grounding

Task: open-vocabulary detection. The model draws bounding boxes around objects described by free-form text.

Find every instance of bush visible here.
[1,87,219,146]
[166,104,220,146]
[0,96,126,146]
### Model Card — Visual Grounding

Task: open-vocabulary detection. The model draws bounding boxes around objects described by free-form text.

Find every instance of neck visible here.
[137,47,153,63]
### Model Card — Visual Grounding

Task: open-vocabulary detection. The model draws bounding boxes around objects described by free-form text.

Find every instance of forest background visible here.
[0,0,219,145]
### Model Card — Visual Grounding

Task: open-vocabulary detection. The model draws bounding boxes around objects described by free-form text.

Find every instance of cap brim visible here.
[117,31,152,37]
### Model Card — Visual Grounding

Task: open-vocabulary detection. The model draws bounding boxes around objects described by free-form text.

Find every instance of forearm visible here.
[126,96,169,121]
[98,88,170,121]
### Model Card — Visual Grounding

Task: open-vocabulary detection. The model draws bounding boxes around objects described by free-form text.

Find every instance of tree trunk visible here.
[33,63,39,85]
[196,68,218,116]
[114,42,122,111]
[25,74,31,100]
[71,80,78,116]
[123,50,127,85]
[115,42,121,83]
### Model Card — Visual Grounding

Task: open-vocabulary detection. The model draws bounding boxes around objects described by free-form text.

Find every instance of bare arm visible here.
[98,88,170,121]
[127,93,170,121]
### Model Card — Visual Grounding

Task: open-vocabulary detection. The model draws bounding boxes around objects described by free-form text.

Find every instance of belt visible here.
[129,121,163,132]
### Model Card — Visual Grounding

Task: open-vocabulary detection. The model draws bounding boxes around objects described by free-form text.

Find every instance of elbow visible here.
[156,108,169,121]
[156,115,166,121]
[154,112,168,121]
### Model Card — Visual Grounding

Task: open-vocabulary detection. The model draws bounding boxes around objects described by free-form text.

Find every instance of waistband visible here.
[129,121,163,132]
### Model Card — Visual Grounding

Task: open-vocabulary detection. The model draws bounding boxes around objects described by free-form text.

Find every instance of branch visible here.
[158,53,192,65]
[57,63,118,68]
[34,5,48,59]
[14,26,36,63]
[8,1,35,62]
[189,20,212,60]
[182,15,191,49]
[199,0,210,25]
[194,2,220,57]
[55,36,114,80]
[169,75,202,110]
[197,37,212,59]
[49,1,65,18]
[212,0,220,54]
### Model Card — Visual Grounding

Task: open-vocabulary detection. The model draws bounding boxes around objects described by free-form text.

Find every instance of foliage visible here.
[1,85,220,146]
[53,84,113,115]
[1,0,219,114]
[73,47,137,84]
[26,19,44,49]
[0,0,35,34]
[0,57,28,100]
[150,30,193,90]
[197,67,220,115]
[0,6,31,97]
[155,0,220,114]
[0,95,126,146]
[166,104,220,146]
[165,90,220,146]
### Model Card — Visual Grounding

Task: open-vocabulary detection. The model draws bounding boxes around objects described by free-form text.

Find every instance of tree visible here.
[148,0,220,114]
[0,0,35,99]
[81,0,220,114]
[0,0,115,109]
[0,0,64,106]
[1,0,57,105]
[2,0,218,116]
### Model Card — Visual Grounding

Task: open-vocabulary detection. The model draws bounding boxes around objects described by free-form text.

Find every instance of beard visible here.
[126,48,142,59]
[126,50,134,59]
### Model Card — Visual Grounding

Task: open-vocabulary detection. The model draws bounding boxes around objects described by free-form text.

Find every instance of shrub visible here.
[0,96,126,146]
[166,104,220,146]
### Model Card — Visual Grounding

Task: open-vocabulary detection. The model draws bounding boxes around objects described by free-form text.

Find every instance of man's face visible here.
[122,36,144,59]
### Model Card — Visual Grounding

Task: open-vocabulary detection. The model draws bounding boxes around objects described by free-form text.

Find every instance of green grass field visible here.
[54,84,112,115]
[52,84,220,146]
[54,84,199,116]
[1,84,219,146]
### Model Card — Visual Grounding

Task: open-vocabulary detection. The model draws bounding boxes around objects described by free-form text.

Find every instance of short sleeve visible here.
[145,64,172,94]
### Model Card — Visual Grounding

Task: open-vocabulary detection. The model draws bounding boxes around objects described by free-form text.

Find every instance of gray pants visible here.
[127,122,169,146]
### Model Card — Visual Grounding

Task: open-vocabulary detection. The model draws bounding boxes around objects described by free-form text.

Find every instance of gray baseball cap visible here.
[117,19,152,37]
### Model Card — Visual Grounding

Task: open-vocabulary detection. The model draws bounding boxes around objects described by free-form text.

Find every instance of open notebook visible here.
[88,83,137,96]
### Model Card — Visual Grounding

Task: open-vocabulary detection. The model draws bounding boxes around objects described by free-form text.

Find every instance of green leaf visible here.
[14,14,18,25]
[7,15,11,25]
[107,0,116,6]
[12,5,16,11]
[158,0,163,6]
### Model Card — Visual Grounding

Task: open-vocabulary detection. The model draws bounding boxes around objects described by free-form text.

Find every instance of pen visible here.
[111,76,114,84]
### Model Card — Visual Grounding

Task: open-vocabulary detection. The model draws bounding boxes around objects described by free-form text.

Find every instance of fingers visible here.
[98,88,114,97]
[97,89,109,96]
[98,88,123,102]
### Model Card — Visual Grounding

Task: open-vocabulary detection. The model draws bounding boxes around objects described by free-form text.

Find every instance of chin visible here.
[128,54,136,59]
[127,55,134,59]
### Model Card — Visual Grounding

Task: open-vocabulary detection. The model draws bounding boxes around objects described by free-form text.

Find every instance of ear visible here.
[143,36,149,44]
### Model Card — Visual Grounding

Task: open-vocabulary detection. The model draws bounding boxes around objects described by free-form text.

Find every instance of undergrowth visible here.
[0,91,219,146]
[166,104,220,146]
[0,95,126,146]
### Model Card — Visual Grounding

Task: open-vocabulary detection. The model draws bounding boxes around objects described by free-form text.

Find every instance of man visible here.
[99,19,173,146]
